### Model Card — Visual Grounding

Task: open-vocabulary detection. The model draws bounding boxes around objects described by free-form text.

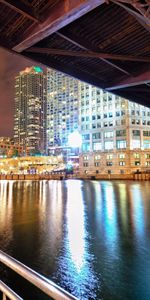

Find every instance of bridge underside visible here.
[0,0,150,106]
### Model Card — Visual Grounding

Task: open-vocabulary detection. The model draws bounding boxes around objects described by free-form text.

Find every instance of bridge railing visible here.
[0,250,78,300]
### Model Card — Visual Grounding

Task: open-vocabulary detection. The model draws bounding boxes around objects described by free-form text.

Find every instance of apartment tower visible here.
[14,66,47,155]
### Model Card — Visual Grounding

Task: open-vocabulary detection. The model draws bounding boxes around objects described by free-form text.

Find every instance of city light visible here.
[68,131,82,148]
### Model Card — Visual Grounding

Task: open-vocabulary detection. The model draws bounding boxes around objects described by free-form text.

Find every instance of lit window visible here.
[143,141,150,149]
[134,153,140,158]
[105,141,113,150]
[116,140,126,149]
[132,140,140,149]
[104,131,114,138]
[119,161,125,166]
[119,153,125,159]
[94,155,101,160]
[93,142,102,151]
[83,156,89,160]
[107,154,113,159]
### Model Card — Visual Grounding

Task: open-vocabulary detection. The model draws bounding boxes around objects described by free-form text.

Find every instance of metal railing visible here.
[0,250,78,300]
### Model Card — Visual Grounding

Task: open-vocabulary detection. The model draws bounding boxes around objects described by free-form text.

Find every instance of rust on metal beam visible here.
[26,46,150,63]
[106,70,150,91]
[57,32,131,76]
[13,0,105,52]
[0,0,40,23]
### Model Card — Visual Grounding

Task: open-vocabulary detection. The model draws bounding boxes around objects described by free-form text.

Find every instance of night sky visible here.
[0,47,37,137]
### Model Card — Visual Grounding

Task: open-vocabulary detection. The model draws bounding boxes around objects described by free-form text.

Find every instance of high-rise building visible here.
[79,82,150,174]
[47,68,79,154]
[14,66,47,155]
[47,68,150,174]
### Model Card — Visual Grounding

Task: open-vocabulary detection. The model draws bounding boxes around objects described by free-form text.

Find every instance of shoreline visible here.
[0,173,150,181]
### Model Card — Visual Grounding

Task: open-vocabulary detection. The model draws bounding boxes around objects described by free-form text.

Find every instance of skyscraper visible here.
[47,68,79,153]
[14,66,47,155]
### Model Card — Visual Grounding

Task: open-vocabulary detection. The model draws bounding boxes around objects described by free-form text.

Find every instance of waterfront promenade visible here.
[0,173,150,181]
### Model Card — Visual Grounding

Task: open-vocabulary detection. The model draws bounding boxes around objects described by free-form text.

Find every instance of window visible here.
[104,122,108,127]
[143,141,150,149]
[82,143,90,152]
[145,154,150,159]
[119,161,125,166]
[135,161,140,166]
[120,170,124,174]
[107,154,113,159]
[92,124,96,129]
[109,112,113,117]
[92,132,101,139]
[132,130,140,136]
[83,155,89,160]
[95,155,101,160]
[134,153,140,158]
[104,131,114,138]
[82,134,90,141]
[105,141,114,150]
[116,130,126,137]
[93,142,102,151]
[83,162,88,167]
[94,162,100,167]
[106,162,113,166]
[104,113,107,118]
[136,120,140,125]
[145,161,150,166]
[143,131,150,137]
[116,140,126,149]
[119,153,125,159]
[132,140,140,149]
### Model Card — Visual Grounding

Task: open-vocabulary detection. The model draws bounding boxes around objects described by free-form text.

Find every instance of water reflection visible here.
[55,180,99,299]
[0,180,150,300]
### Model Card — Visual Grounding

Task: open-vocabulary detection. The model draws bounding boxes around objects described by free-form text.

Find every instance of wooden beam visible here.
[0,0,40,23]
[106,70,150,91]
[26,46,150,63]
[13,0,105,53]
[24,51,106,88]
[57,32,131,76]
[112,1,150,33]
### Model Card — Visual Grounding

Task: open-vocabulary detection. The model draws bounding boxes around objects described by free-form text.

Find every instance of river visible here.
[0,180,150,300]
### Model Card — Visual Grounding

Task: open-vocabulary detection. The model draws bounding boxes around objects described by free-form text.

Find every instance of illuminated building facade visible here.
[47,69,150,174]
[0,137,23,157]
[78,83,150,174]
[47,68,79,154]
[14,66,47,155]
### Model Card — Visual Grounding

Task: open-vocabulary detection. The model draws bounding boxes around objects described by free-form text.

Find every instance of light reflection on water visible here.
[54,180,99,300]
[0,180,150,300]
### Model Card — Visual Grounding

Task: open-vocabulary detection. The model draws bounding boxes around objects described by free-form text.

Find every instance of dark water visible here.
[0,180,150,300]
